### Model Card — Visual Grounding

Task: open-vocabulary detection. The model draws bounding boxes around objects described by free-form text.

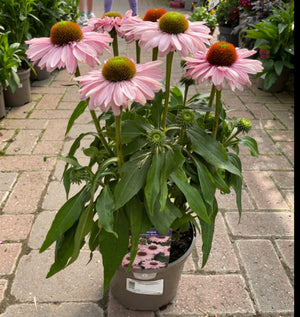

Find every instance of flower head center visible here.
[102,56,136,82]
[102,11,122,18]
[50,21,83,46]
[206,41,237,67]
[143,8,167,22]
[149,130,165,144]
[159,12,189,34]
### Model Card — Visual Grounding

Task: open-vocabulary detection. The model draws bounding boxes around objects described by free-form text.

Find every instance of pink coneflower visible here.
[25,21,113,74]
[184,41,263,91]
[148,236,170,244]
[132,11,211,57]
[147,244,170,256]
[75,56,163,115]
[141,260,166,269]
[85,10,131,36]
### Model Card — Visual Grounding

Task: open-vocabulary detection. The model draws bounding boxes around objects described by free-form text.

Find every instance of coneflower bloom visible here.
[25,21,113,74]
[130,11,211,57]
[75,56,163,115]
[85,10,131,36]
[120,8,166,44]
[184,41,263,91]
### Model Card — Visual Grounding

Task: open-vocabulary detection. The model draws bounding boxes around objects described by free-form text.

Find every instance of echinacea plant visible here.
[25,9,262,292]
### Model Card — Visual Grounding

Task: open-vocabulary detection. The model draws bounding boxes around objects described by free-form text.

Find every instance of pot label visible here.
[126,278,164,295]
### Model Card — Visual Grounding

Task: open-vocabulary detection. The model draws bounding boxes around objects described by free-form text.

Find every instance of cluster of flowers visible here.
[122,233,171,270]
[239,0,254,8]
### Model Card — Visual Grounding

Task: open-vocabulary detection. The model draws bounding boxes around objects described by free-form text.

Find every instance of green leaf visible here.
[113,153,150,210]
[170,171,210,224]
[65,100,88,136]
[46,220,78,278]
[187,126,241,177]
[151,89,163,128]
[227,153,243,220]
[69,203,95,265]
[274,60,284,76]
[239,136,259,157]
[125,196,144,269]
[40,188,90,252]
[191,155,216,207]
[99,210,130,293]
[146,199,182,235]
[144,150,165,215]
[200,198,218,268]
[264,71,278,90]
[96,186,117,237]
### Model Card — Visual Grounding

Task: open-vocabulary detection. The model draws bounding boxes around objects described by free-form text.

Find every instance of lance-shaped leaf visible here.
[187,126,241,177]
[191,154,216,207]
[65,100,88,136]
[99,210,129,293]
[200,198,218,268]
[170,171,210,224]
[144,150,165,215]
[239,135,259,157]
[114,153,150,210]
[40,188,90,252]
[96,186,117,237]
[46,220,78,278]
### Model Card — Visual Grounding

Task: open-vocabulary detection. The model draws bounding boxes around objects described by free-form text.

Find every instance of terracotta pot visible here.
[4,68,31,107]
[110,223,196,311]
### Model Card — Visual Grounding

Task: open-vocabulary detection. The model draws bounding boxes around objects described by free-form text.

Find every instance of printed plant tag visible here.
[122,229,172,270]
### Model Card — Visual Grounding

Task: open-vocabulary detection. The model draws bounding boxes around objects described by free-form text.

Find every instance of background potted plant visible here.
[0,28,22,116]
[244,0,294,92]
[215,0,240,45]
[0,0,37,106]
[234,0,285,49]
[188,4,218,35]
[25,10,261,311]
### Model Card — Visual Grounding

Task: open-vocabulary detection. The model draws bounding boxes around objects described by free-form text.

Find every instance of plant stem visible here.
[152,47,158,61]
[111,29,119,56]
[161,51,174,130]
[135,40,141,63]
[115,113,124,167]
[204,84,216,122]
[90,110,114,156]
[183,83,189,106]
[212,89,222,139]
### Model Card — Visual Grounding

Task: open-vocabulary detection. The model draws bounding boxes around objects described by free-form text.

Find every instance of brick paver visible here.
[0,0,294,316]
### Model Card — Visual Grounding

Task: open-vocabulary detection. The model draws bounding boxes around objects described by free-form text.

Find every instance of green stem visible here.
[90,110,114,156]
[110,29,119,56]
[183,83,189,107]
[161,51,174,130]
[152,47,158,61]
[212,89,222,139]
[204,84,216,122]
[115,113,124,167]
[135,40,141,64]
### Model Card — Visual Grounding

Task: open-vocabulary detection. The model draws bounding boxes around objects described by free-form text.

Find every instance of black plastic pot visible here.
[218,26,239,46]
[110,223,196,311]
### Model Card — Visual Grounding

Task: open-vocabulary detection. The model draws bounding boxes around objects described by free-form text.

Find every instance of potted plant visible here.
[0,28,22,116]
[25,10,262,310]
[234,0,284,49]
[188,4,218,35]
[0,0,37,106]
[215,0,240,45]
[244,1,294,92]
